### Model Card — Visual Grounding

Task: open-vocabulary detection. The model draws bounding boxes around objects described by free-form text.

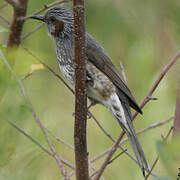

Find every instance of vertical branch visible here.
[73,0,89,180]
[173,75,180,136]
[5,0,28,48]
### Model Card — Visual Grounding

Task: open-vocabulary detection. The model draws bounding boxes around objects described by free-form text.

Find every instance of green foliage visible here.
[156,137,180,178]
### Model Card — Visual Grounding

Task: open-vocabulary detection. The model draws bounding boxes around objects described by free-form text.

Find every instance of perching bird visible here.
[30,6,149,175]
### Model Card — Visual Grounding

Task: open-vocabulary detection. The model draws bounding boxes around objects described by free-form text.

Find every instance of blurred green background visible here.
[0,0,180,179]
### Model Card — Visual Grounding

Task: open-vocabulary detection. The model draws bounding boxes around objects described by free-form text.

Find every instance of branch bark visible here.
[173,74,180,136]
[73,0,89,180]
[5,0,28,48]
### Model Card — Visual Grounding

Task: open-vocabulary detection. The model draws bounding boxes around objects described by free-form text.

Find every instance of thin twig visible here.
[21,23,43,40]
[90,117,173,164]
[120,116,174,145]
[0,50,69,179]
[90,148,111,163]
[7,119,52,155]
[22,46,75,94]
[93,134,124,180]
[45,127,74,150]
[89,112,115,142]
[23,0,71,20]
[144,157,159,180]
[89,149,127,179]
[119,60,127,84]
[0,13,10,25]
[45,126,102,180]
[90,111,140,162]
[133,51,180,120]
[7,119,75,169]
[89,110,152,174]
[108,149,127,165]
[144,126,174,180]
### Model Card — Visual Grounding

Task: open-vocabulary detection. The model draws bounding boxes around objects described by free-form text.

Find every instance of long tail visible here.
[122,104,149,176]
[103,93,149,176]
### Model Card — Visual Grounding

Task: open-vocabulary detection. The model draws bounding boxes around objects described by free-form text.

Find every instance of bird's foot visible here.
[72,111,92,119]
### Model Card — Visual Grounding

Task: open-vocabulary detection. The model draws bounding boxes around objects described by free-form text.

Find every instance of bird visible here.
[30,6,149,176]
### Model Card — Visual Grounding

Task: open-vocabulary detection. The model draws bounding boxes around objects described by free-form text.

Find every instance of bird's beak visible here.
[30,15,44,22]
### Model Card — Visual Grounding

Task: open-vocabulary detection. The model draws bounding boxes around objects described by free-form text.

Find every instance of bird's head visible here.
[30,6,74,37]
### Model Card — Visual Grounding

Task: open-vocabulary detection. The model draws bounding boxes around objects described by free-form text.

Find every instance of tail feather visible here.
[124,124,149,176]
[103,93,149,176]
[122,102,149,174]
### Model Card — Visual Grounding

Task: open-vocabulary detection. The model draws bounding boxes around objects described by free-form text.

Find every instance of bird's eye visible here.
[49,16,56,23]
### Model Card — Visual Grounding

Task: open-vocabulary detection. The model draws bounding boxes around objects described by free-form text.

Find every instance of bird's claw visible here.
[72,111,92,119]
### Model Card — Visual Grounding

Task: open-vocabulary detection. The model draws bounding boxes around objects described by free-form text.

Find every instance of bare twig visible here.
[0,50,69,179]
[90,149,127,179]
[7,119,52,155]
[22,46,75,94]
[120,116,174,145]
[144,126,174,180]
[89,112,115,141]
[144,157,159,180]
[133,51,180,119]
[173,75,180,136]
[89,111,141,166]
[119,60,127,84]
[108,149,127,165]
[23,0,71,20]
[94,134,125,180]
[7,119,75,169]
[45,127,74,150]
[21,23,43,40]
[90,117,173,166]
[0,13,10,25]
[164,126,174,141]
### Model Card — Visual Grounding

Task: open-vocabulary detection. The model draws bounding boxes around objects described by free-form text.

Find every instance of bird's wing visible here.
[86,33,142,113]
